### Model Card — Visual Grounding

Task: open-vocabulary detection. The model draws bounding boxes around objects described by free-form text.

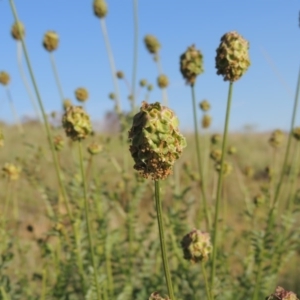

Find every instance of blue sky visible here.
[1,0,300,132]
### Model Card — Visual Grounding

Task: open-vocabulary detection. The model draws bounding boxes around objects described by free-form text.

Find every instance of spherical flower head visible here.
[75,87,89,102]
[157,74,169,89]
[11,21,25,40]
[215,161,232,176]
[199,100,210,112]
[140,79,147,87]
[87,142,103,155]
[63,99,72,111]
[144,35,161,54]
[267,286,299,300]
[128,101,187,180]
[108,92,115,100]
[181,229,212,263]
[210,149,222,162]
[62,106,92,141]
[227,145,237,155]
[93,0,108,18]
[180,45,204,85]
[53,135,64,152]
[43,31,59,52]
[149,292,170,300]
[0,71,10,86]
[293,127,300,141]
[147,84,153,91]
[269,129,284,148]
[201,114,212,129]
[0,129,4,148]
[2,163,21,181]
[211,133,221,145]
[215,31,250,82]
[116,71,124,79]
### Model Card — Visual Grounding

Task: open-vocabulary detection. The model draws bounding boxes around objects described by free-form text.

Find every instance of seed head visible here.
[87,142,103,155]
[215,31,250,82]
[53,135,64,152]
[269,129,284,148]
[293,127,300,141]
[63,99,72,111]
[0,71,10,86]
[43,31,59,52]
[215,161,232,176]
[11,21,25,40]
[2,163,21,181]
[201,114,212,129]
[93,0,108,18]
[211,133,221,145]
[62,106,92,141]
[144,35,161,54]
[140,79,147,87]
[75,87,89,102]
[181,229,212,263]
[180,45,204,85]
[116,71,124,79]
[210,149,222,162]
[267,286,298,300]
[157,74,169,89]
[128,101,186,180]
[199,100,210,112]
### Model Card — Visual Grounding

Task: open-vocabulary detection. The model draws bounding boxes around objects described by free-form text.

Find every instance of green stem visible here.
[17,42,42,123]
[201,262,212,300]
[273,65,300,206]
[99,19,121,114]
[8,1,86,293]
[49,52,65,105]
[41,266,47,300]
[191,85,210,229]
[78,142,102,300]
[251,260,263,300]
[154,180,175,300]
[5,87,23,134]
[131,0,139,112]
[210,81,234,297]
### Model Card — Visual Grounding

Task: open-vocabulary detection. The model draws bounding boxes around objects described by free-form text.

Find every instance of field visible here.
[1,1,300,300]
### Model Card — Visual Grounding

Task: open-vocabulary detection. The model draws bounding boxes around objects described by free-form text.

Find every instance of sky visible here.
[1,0,300,132]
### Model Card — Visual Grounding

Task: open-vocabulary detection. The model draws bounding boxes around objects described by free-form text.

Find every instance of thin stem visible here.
[5,87,23,134]
[41,266,47,300]
[154,180,176,300]
[155,56,168,106]
[49,52,65,104]
[273,65,300,206]
[17,42,42,123]
[99,19,121,114]
[191,85,210,229]
[210,81,234,296]
[78,142,102,300]
[201,262,212,300]
[131,0,139,112]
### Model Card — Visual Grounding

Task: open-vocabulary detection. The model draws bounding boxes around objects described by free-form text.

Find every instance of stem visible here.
[41,267,47,300]
[5,87,23,134]
[155,56,168,106]
[201,262,212,300]
[49,52,65,105]
[99,19,121,114]
[273,65,300,206]
[17,42,42,123]
[78,142,102,300]
[210,81,234,296]
[154,180,175,300]
[251,260,263,300]
[191,85,210,229]
[131,0,139,112]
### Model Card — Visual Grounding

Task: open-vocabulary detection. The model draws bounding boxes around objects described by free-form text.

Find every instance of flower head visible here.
[43,31,59,52]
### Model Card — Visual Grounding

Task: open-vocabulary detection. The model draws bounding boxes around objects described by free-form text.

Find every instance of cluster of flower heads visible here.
[128,101,186,180]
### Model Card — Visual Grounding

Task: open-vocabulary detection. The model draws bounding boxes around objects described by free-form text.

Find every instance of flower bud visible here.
[199,100,210,112]
[157,74,169,89]
[116,71,124,79]
[215,161,232,176]
[227,145,237,155]
[53,135,64,152]
[144,35,160,54]
[0,129,4,148]
[2,163,21,181]
[215,31,250,82]
[269,129,284,148]
[63,99,72,111]
[43,31,59,52]
[201,114,211,129]
[11,21,25,40]
[75,87,89,102]
[293,127,300,141]
[93,0,108,18]
[211,133,221,145]
[87,142,103,155]
[139,79,147,87]
[0,71,10,86]
[62,106,92,141]
[210,149,222,162]
[181,229,212,263]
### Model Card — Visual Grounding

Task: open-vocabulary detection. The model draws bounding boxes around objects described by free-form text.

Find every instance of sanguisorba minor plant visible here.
[210,31,250,298]
[128,101,187,299]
